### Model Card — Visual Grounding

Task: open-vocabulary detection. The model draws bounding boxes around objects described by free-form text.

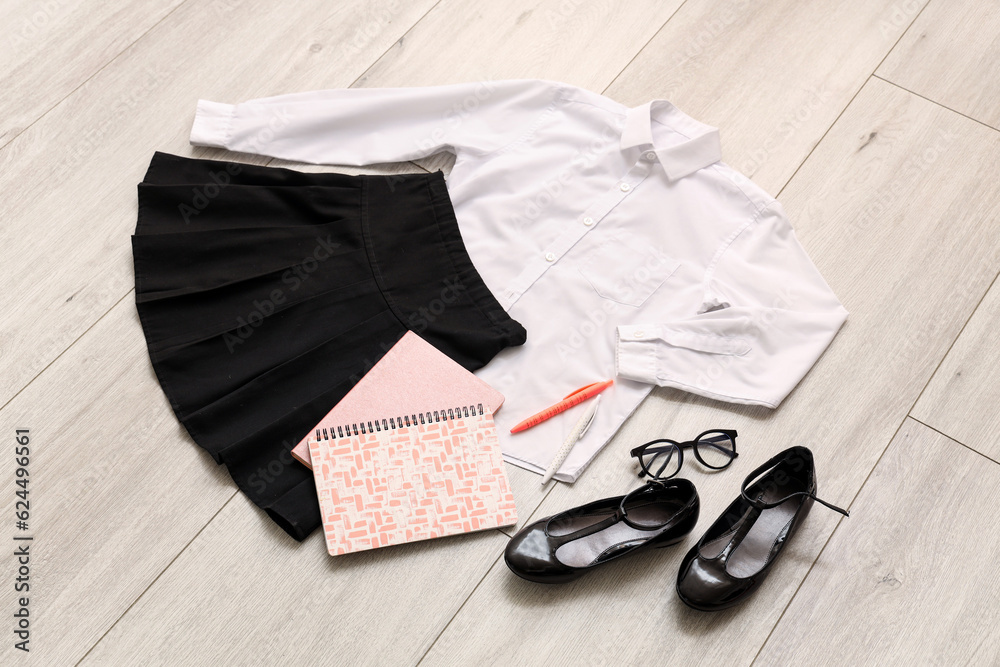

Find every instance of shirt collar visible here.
[620,100,722,180]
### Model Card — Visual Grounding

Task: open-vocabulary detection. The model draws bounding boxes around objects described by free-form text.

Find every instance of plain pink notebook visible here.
[292,331,505,467]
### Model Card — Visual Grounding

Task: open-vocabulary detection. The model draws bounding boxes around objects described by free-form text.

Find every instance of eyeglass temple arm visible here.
[632,443,678,478]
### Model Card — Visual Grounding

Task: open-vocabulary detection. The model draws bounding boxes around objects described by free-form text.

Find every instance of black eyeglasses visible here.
[630,429,739,480]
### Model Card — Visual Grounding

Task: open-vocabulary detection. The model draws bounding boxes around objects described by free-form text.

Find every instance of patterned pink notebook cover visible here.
[292,331,505,467]
[309,409,517,556]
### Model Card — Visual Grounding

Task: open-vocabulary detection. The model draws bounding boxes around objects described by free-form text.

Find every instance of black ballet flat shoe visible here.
[504,478,699,584]
[675,446,849,611]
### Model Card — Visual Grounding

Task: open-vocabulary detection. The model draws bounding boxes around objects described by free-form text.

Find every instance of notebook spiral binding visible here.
[315,403,485,441]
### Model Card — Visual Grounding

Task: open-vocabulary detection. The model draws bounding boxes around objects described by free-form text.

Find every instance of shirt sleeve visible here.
[189,80,559,165]
[615,201,847,408]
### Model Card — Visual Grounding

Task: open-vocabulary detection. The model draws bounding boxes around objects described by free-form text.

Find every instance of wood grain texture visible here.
[419,76,1000,667]
[352,0,686,175]
[0,0,187,147]
[912,277,1000,461]
[878,0,1000,129]
[355,0,685,90]
[604,0,932,195]
[2,2,999,665]
[340,0,688,525]
[0,300,235,665]
[80,493,508,666]
[0,0,437,407]
[756,418,1000,666]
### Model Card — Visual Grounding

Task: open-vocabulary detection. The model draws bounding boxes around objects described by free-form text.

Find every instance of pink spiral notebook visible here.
[292,331,505,468]
[308,405,517,556]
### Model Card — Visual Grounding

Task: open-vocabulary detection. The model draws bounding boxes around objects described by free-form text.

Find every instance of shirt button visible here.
[545,252,556,262]
[633,329,645,338]
[583,217,594,226]
[619,183,631,192]
[644,151,657,161]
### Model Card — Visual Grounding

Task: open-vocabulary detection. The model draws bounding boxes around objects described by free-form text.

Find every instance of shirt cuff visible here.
[189,100,234,147]
[615,324,660,385]
[616,323,779,408]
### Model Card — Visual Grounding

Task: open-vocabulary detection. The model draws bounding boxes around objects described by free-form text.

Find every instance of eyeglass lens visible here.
[695,431,736,469]
[639,443,681,479]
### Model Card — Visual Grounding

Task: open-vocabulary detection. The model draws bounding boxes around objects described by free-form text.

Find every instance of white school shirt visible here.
[189,79,847,482]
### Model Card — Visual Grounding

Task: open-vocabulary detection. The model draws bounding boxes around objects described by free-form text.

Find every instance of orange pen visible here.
[509,380,614,434]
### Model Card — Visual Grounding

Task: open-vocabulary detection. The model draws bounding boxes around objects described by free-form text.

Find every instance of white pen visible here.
[540,396,601,485]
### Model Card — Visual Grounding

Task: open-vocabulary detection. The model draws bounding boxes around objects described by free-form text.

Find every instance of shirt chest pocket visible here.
[577,229,681,308]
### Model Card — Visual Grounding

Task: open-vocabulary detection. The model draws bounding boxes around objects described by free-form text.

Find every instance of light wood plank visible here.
[80,493,508,666]
[0,300,235,665]
[352,0,686,174]
[756,418,1000,666]
[0,0,187,147]
[419,76,1000,667]
[605,0,932,195]
[878,0,1000,129]
[355,0,684,90]
[912,277,1000,461]
[0,0,437,406]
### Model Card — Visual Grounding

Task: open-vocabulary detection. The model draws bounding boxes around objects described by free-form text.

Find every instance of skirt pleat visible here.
[132,152,526,541]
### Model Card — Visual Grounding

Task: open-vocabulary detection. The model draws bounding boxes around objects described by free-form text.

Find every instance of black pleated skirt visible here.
[132,152,526,541]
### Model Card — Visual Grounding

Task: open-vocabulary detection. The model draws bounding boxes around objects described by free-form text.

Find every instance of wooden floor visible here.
[2,1,999,665]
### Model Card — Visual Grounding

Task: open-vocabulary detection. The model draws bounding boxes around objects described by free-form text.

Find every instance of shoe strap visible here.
[739,450,850,517]
[544,482,671,547]
[618,480,688,530]
[545,514,622,548]
[717,501,764,562]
